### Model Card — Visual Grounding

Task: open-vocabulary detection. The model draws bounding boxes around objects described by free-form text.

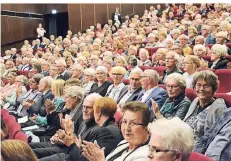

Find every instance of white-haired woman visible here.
[138,48,152,66]
[90,66,112,96]
[114,56,127,68]
[148,117,194,161]
[208,44,229,70]
[83,68,96,95]
[152,73,191,120]
[183,55,201,88]
[105,66,126,102]
[215,31,231,54]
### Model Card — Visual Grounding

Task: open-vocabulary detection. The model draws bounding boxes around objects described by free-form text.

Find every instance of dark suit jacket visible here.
[111,13,121,23]
[137,87,168,111]
[41,71,50,76]
[57,70,71,81]
[90,81,112,96]
[69,117,123,161]
[161,67,183,84]
[208,58,229,70]
[28,90,54,117]
[117,86,142,104]
[205,34,216,44]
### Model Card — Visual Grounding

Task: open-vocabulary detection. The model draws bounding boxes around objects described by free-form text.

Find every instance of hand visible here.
[151,99,159,114]
[50,134,60,144]
[82,140,105,161]
[58,113,65,129]
[23,101,32,109]
[227,62,231,69]
[64,115,74,135]
[16,87,23,97]
[58,132,75,147]
[45,99,55,114]
[75,135,82,148]
[30,114,37,121]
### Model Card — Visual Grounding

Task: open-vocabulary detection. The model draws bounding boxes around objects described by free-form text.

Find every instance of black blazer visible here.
[208,58,229,70]
[90,81,112,96]
[69,117,123,161]
[117,86,142,104]
[111,13,121,24]
[28,90,54,117]
[57,70,71,81]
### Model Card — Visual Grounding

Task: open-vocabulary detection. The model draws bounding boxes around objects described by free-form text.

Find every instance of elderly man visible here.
[56,59,71,80]
[21,57,31,71]
[26,76,54,117]
[201,25,216,44]
[179,34,193,56]
[162,51,183,82]
[30,86,85,160]
[137,69,168,111]
[117,68,143,105]
[40,60,50,76]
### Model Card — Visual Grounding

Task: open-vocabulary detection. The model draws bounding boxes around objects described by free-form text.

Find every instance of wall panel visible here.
[81,4,94,31]
[134,4,146,18]
[68,4,81,34]
[121,4,134,16]
[108,4,120,20]
[95,4,108,25]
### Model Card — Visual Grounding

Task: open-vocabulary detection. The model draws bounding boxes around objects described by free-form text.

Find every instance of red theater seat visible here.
[225,55,231,62]
[139,66,151,71]
[203,55,211,63]
[188,152,214,161]
[205,44,213,49]
[114,111,123,127]
[123,79,130,85]
[151,66,167,76]
[214,93,231,108]
[215,69,231,93]
[150,47,163,56]
[158,84,166,90]
[185,88,197,102]
[17,70,30,78]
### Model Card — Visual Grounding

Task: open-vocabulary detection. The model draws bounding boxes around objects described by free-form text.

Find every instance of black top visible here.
[90,81,112,96]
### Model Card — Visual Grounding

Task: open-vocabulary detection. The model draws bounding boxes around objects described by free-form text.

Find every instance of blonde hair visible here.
[185,55,201,68]
[111,66,127,75]
[215,31,228,39]
[1,140,39,161]
[193,44,206,55]
[139,48,149,58]
[51,79,65,97]
[148,118,194,161]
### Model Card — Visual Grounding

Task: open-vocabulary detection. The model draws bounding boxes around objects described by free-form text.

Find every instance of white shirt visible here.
[183,72,196,88]
[141,87,155,102]
[107,83,125,102]
[37,28,46,38]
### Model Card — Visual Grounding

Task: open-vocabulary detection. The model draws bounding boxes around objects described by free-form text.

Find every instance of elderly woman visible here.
[76,56,88,68]
[183,55,201,88]
[70,64,84,80]
[114,56,127,68]
[0,72,17,103]
[208,44,229,70]
[188,27,197,46]
[82,101,151,161]
[1,75,28,110]
[138,48,152,66]
[154,31,167,47]
[65,55,75,70]
[165,39,174,51]
[12,74,43,117]
[215,31,231,55]
[83,68,96,95]
[102,57,113,76]
[152,48,167,67]
[152,73,191,120]
[148,117,194,161]
[183,70,227,138]
[90,66,112,96]
[105,66,126,102]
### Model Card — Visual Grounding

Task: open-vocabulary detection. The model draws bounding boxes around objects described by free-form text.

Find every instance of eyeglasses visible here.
[121,120,144,128]
[112,73,122,76]
[130,77,140,81]
[83,105,93,110]
[166,85,179,89]
[195,83,211,89]
[148,145,173,157]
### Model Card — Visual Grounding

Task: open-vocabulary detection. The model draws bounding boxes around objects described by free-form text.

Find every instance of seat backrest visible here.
[122,79,130,85]
[214,93,231,108]
[17,70,30,78]
[150,66,167,77]
[203,55,211,63]
[185,88,197,102]
[225,55,231,62]
[188,152,214,161]
[215,69,231,93]
[114,111,123,127]
[205,44,213,49]
[158,84,166,90]
[139,66,151,71]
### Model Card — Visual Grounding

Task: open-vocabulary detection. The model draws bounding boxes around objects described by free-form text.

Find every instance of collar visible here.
[101,117,115,127]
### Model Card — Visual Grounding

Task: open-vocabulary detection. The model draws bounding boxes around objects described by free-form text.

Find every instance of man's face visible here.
[56,63,65,74]
[129,73,141,90]
[201,29,209,36]
[195,38,204,45]
[38,79,47,92]
[216,36,225,44]
[82,98,94,120]
[165,54,177,68]
[140,71,151,90]
[5,61,13,70]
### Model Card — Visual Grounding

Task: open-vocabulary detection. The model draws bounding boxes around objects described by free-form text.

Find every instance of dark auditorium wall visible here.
[68,4,165,34]
[1,4,67,51]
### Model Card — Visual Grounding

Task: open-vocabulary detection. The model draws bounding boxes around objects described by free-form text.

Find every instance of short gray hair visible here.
[65,86,85,101]
[148,117,194,161]
[96,66,108,74]
[193,44,206,55]
[85,93,102,102]
[165,73,186,89]
[144,69,159,83]
[84,68,96,77]
[40,76,53,88]
[166,51,180,65]
[211,44,228,57]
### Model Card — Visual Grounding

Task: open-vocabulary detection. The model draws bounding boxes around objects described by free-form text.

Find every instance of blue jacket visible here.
[205,34,216,44]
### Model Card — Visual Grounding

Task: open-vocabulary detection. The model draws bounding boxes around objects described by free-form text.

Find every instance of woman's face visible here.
[211,52,220,61]
[121,110,148,147]
[112,72,124,85]
[96,70,107,83]
[166,80,184,99]
[83,73,91,84]
[115,60,124,67]
[29,79,39,90]
[183,57,195,73]
[7,75,16,85]
[195,48,205,58]
[140,53,147,61]
[195,79,214,101]
[15,78,23,87]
